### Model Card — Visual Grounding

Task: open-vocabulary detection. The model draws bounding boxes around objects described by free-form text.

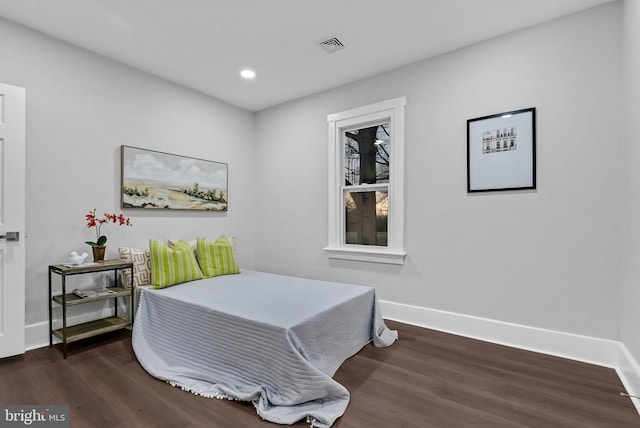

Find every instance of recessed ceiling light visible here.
[240,69,256,79]
[501,114,512,118]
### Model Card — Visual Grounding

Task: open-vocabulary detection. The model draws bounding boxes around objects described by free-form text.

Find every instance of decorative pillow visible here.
[228,236,237,257]
[169,237,237,257]
[118,247,151,288]
[196,235,240,278]
[149,239,203,289]
[168,238,196,249]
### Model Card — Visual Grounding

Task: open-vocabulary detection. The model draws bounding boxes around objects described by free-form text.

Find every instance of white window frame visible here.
[325,97,406,265]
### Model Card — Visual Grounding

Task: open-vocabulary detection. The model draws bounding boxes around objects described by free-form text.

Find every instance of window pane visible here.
[344,123,390,186]
[344,189,388,246]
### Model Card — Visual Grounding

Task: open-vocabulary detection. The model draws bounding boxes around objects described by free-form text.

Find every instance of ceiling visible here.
[0,0,614,112]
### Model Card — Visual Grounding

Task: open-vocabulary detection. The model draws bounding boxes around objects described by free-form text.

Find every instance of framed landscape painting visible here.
[467,107,536,192]
[121,145,228,211]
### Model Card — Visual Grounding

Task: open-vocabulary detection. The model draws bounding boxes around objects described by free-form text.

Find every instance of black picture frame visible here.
[467,107,536,192]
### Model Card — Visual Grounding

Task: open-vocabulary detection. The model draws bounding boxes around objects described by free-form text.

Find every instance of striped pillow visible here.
[196,235,240,278]
[149,239,203,289]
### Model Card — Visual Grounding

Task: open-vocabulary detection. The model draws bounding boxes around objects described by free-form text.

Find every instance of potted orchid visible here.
[85,209,132,261]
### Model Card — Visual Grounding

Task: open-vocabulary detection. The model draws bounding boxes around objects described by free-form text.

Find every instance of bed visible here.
[132,270,397,428]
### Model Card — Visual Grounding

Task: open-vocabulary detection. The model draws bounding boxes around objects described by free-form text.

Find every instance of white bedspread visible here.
[132,270,397,427]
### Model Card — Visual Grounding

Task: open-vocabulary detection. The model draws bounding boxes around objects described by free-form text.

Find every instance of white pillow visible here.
[168,237,236,257]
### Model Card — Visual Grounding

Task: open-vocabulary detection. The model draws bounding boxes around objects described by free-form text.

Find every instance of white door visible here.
[0,83,26,358]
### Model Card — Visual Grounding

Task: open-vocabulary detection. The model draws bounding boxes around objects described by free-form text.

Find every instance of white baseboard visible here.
[380,300,640,413]
[26,320,54,351]
[615,343,640,413]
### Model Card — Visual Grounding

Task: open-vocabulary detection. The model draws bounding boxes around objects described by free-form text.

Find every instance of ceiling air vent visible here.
[318,37,345,54]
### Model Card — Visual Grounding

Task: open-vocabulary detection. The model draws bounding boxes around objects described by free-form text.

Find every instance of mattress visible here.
[132,270,397,427]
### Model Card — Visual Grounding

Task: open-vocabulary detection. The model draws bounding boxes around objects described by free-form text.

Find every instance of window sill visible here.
[324,247,406,265]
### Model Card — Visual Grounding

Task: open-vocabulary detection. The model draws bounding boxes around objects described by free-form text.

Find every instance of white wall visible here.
[255,3,624,340]
[1,1,635,371]
[621,0,640,381]
[0,17,257,345]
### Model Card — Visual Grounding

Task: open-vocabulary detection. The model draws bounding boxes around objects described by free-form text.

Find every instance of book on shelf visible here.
[72,288,116,298]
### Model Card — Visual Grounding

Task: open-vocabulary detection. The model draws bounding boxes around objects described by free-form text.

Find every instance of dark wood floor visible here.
[1,320,638,427]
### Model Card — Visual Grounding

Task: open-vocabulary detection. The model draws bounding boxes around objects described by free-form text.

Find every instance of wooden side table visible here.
[48,259,134,358]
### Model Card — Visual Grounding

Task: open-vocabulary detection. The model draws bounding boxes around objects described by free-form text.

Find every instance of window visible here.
[325,97,406,264]
[344,122,389,247]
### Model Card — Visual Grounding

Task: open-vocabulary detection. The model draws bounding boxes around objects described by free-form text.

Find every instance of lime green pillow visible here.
[196,235,240,277]
[149,239,203,289]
